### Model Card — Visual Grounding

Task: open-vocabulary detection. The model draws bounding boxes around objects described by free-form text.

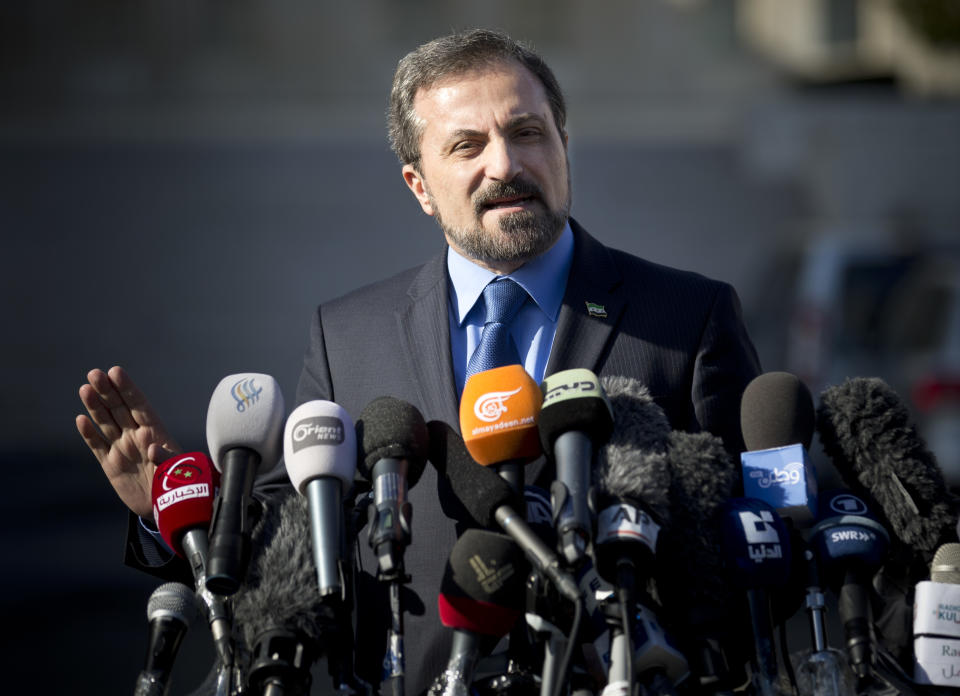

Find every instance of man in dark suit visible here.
[78,29,760,694]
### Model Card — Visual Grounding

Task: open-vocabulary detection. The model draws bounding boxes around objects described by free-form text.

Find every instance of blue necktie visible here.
[465,278,528,381]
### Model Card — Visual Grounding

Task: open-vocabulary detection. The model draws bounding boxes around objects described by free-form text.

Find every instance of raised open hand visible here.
[76,366,181,519]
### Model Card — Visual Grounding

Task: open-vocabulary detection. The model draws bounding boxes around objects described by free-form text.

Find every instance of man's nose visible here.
[483,138,522,182]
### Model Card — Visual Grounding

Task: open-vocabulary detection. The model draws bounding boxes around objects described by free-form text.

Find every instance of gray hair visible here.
[387,29,567,169]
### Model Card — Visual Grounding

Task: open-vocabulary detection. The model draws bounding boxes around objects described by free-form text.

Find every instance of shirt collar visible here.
[447,221,574,326]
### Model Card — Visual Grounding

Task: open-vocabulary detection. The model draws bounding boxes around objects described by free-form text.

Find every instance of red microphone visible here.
[431,529,529,693]
[151,453,234,670]
[153,452,220,557]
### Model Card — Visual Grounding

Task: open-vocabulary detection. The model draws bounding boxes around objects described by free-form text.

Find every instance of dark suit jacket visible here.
[126,219,760,693]
[292,219,760,692]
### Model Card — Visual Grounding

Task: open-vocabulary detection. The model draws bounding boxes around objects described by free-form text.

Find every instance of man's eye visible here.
[453,141,479,153]
[515,128,541,139]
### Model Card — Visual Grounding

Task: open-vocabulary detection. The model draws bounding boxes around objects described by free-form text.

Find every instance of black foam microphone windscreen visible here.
[427,419,524,529]
[438,528,529,637]
[428,419,581,604]
[431,529,531,696]
[817,376,956,561]
[356,396,429,486]
[655,428,746,692]
[741,371,815,451]
[356,396,429,581]
[657,430,740,612]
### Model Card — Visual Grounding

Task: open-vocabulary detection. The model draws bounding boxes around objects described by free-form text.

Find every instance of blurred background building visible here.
[1,0,957,692]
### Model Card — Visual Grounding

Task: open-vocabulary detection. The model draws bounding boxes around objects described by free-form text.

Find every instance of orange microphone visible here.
[459,364,542,492]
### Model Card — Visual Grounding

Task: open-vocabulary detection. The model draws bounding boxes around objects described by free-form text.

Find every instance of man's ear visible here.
[402,164,435,216]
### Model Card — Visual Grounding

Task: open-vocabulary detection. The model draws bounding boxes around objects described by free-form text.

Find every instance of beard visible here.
[429,174,570,267]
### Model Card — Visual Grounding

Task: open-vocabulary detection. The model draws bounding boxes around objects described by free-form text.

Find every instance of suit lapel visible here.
[525,221,626,486]
[395,248,461,429]
[545,220,626,377]
[392,222,626,443]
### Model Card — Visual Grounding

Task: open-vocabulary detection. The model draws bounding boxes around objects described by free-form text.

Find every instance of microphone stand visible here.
[796,547,856,696]
[181,531,235,677]
[744,587,788,696]
[607,560,637,696]
[381,579,406,696]
[366,466,413,696]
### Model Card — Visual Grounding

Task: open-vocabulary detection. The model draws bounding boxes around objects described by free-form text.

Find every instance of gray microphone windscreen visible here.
[147,582,201,626]
[206,373,285,472]
[596,375,672,523]
[817,376,955,559]
[232,491,337,653]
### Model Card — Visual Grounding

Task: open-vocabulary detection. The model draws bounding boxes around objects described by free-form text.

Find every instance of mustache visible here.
[472,178,544,216]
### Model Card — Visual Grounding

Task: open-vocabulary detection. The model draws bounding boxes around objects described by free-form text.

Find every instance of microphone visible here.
[592,376,679,692]
[596,606,689,696]
[809,489,890,681]
[915,543,960,687]
[429,418,584,696]
[356,396,429,578]
[460,364,542,492]
[721,497,792,696]
[816,376,956,567]
[133,581,201,696]
[740,371,818,525]
[205,373,285,595]
[594,375,672,577]
[742,371,816,452]
[738,371,823,683]
[356,396,429,696]
[283,400,356,599]
[654,425,744,692]
[932,543,960,583]
[151,453,234,672]
[539,368,613,566]
[429,419,580,604]
[430,528,529,695]
[430,419,586,696]
[233,491,343,696]
[153,452,221,558]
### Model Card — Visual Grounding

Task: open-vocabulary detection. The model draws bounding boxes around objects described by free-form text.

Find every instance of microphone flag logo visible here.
[230,377,263,412]
[474,387,522,423]
[160,455,204,491]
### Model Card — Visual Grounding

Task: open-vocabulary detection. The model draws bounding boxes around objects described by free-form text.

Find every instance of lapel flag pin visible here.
[585,302,607,318]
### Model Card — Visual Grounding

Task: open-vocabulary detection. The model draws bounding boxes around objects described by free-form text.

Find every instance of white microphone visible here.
[914,543,960,687]
[283,400,356,599]
[205,373,285,595]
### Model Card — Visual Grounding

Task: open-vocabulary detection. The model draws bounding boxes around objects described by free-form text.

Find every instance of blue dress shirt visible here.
[447,222,574,396]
